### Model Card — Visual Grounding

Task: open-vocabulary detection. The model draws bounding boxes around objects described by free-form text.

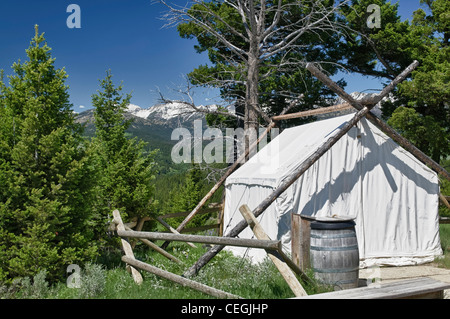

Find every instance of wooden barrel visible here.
[310,220,359,290]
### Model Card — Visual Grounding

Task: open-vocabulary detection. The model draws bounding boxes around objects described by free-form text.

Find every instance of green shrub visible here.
[79,263,106,299]
[14,270,51,299]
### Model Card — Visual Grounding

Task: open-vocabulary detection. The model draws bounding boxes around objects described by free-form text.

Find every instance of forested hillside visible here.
[75,100,224,219]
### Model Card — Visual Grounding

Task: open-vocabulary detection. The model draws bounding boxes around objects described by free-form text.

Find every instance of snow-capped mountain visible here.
[79,92,389,131]
[125,102,218,128]
[126,104,153,119]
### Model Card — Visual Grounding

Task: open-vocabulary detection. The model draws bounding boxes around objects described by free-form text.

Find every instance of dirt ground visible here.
[358,263,450,299]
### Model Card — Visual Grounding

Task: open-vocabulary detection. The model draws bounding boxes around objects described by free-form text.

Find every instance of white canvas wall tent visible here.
[223,114,442,268]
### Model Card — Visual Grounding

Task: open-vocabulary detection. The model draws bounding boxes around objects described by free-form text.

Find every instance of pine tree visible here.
[168,165,210,228]
[340,0,449,163]
[0,26,97,282]
[393,0,449,162]
[91,71,157,229]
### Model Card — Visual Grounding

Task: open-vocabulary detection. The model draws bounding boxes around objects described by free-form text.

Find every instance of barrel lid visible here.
[314,215,355,222]
[311,219,356,230]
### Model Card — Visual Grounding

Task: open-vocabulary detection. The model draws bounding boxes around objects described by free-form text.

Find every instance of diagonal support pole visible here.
[122,256,241,299]
[184,61,419,278]
[162,99,301,249]
[239,205,308,297]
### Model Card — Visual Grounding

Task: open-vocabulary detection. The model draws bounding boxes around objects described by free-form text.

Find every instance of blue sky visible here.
[0,0,424,113]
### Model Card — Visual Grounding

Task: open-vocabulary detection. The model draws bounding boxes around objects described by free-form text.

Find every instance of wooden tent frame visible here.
[182,60,450,278]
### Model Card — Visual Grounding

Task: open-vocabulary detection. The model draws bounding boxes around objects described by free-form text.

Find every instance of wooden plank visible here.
[300,216,312,271]
[112,210,143,285]
[291,213,301,269]
[115,229,282,251]
[239,205,308,297]
[272,103,353,121]
[289,214,314,280]
[295,277,450,299]
[121,256,241,299]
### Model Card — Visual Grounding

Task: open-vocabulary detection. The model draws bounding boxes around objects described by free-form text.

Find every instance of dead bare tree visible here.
[159,0,351,149]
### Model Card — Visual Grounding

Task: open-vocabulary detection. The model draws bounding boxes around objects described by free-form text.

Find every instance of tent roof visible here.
[225,113,435,188]
[226,114,356,187]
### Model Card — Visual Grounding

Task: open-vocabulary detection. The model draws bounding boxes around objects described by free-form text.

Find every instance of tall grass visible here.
[436,224,450,268]
[3,224,449,299]
[0,242,326,299]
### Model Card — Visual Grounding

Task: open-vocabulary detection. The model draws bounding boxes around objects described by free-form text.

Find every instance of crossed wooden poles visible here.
[183,59,449,276]
[113,60,450,298]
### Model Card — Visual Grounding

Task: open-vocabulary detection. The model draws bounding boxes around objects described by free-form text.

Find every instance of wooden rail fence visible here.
[111,207,311,298]
[133,203,223,236]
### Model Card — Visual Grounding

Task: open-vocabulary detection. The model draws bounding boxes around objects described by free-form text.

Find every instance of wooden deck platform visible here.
[294,277,450,299]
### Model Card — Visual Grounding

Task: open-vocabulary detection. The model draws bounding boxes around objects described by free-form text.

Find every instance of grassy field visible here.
[2,224,450,299]
[1,240,331,299]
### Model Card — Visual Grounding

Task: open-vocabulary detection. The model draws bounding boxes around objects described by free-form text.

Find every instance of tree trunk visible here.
[244,47,260,159]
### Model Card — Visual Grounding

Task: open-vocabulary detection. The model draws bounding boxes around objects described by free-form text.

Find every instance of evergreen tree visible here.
[0,26,97,282]
[340,0,449,162]
[168,165,211,229]
[394,0,449,162]
[170,166,202,212]
[91,71,158,230]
